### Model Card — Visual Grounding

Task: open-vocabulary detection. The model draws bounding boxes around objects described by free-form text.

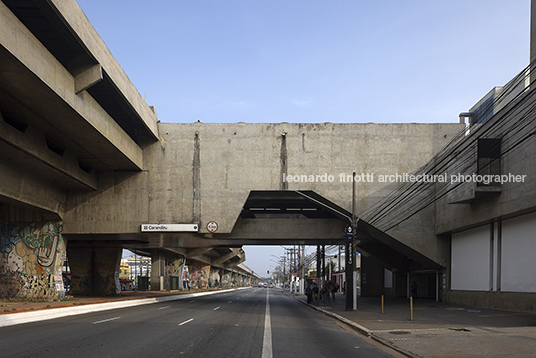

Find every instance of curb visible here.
[293,296,421,358]
[0,287,250,328]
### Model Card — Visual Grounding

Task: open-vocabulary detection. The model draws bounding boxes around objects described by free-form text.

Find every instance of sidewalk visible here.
[291,292,536,358]
[0,289,207,315]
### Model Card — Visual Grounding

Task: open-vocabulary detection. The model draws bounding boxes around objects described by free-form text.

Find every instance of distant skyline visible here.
[77,0,531,276]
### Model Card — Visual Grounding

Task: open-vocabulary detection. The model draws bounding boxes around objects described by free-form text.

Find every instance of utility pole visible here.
[345,171,358,311]
[316,245,321,286]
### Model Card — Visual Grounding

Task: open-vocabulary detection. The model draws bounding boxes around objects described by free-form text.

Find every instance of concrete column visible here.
[150,249,165,291]
[0,221,66,299]
[68,245,121,296]
[360,256,385,297]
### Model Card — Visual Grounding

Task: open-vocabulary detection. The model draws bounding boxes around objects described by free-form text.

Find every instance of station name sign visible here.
[140,224,198,232]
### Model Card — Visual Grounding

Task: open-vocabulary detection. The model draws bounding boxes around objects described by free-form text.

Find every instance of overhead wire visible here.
[359,61,536,234]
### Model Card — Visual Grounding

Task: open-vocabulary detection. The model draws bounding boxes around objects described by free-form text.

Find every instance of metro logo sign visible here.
[140,224,198,232]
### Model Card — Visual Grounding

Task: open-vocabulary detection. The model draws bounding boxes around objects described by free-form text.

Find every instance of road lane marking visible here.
[159,305,171,310]
[93,316,121,325]
[262,289,272,358]
[213,306,221,311]
[179,318,194,326]
[228,301,232,303]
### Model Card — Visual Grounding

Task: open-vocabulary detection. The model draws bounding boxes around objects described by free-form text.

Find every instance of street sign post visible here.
[345,226,355,311]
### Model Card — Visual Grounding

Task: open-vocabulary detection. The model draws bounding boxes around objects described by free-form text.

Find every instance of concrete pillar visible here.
[359,256,384,297]
[68,245,121,296]
[0,221,66,299]
[150,249,165,291]
[209,266,220,288]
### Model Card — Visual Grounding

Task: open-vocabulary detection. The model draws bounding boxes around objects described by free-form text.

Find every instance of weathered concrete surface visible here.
[0,1,146,171]
[435,87,536,235]
[49,0,159,140]
[64,122,462,265]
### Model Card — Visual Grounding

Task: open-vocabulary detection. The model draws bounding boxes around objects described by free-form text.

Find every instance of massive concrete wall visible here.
[65,122,463,264]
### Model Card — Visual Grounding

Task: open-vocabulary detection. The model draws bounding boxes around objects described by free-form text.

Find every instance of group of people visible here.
[305,281,340,306]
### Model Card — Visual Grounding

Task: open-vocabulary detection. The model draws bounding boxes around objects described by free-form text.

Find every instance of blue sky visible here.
[78,0,530,276]
[78,0,529,125]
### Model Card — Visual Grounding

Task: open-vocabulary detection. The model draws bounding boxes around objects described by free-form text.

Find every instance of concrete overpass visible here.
[0,0,463,299]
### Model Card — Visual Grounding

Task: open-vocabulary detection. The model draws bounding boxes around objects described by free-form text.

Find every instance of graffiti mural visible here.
[164,254,184,290]
[0,221,65,299]
[164,254,183,277]
[189,264,210,289]
[221,272,232,288]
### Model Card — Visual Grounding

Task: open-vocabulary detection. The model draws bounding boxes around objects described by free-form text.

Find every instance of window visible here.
[477,138,501,186]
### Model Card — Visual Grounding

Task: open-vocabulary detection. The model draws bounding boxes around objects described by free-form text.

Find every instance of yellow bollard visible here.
[410,296,414,321]
[381,295,384,314]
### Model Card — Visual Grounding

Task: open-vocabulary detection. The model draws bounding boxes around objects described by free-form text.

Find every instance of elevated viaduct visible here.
[0,0,464,299]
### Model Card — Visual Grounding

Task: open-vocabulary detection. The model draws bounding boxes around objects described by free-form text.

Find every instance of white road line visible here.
[92,316,121,325]
[179,318,194,326]
[261,289,273,358]
[159,305,171,310]
[228,301,232,304]
[213,306,221,311]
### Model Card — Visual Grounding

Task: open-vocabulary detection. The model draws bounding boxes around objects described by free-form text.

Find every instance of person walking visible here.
[332,283,339,301]
[305,283,313,304]
[313,283,319,305]
[321,283,328,306]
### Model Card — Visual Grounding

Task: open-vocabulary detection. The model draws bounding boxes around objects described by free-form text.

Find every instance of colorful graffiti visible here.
[0,221,65,299]
[189,264,210,289]
[164,254,183,277]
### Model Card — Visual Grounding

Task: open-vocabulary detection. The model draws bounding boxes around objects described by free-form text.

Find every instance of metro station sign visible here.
[140,224,198,232]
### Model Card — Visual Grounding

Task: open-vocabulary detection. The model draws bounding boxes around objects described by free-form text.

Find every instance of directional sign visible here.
[141,224,198,232]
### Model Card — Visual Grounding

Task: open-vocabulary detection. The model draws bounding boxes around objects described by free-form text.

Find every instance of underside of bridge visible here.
[64,189,443,273]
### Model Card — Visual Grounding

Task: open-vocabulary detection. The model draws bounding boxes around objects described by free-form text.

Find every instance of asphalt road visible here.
[0,288,399,358]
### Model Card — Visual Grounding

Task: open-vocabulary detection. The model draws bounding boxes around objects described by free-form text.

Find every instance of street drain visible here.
[389,331,411,335]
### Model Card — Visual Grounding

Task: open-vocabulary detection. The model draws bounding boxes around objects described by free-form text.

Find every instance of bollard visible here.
[410,296,414,321]
[381,295,384,314]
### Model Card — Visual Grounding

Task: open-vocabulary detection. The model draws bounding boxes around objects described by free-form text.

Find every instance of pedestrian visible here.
[411,281,418,298]
[321,283,328,306]
[332,283,339,301]
[187,278,191,291]
[305,284,313,304]
[313,283,319,305]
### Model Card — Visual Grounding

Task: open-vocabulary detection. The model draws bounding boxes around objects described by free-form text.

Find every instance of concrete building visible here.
[0,0,534,313]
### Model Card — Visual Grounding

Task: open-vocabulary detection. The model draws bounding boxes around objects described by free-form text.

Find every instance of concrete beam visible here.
[49,0,159,140]
[0,161,66,219]
[212,248,241,266]
[75,64,103,94]
[185,247,212,258]
[0,115,98,190]
[217,218,347,240]
[0,2,143,170]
